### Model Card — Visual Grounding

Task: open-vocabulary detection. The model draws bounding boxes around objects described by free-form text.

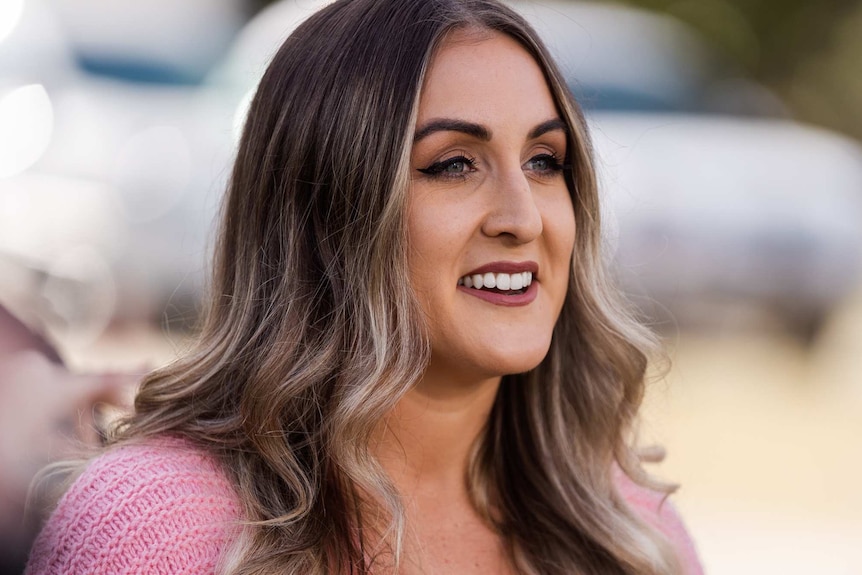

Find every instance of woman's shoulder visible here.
[25,435,243,575]
[615,472,704,575]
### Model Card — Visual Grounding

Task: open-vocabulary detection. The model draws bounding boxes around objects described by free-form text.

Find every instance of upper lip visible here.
[463,260,539,278]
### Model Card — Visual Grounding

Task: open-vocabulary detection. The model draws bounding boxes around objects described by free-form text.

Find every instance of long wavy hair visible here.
[111,0,680,573]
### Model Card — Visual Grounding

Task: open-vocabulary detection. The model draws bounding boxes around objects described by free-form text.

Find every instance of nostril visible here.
[481,207,543,242]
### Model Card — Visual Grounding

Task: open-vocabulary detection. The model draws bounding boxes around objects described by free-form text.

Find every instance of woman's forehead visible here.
[417,29,558,126]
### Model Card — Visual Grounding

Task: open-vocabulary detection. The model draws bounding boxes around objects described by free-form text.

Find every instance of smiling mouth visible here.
[457,271,533,294]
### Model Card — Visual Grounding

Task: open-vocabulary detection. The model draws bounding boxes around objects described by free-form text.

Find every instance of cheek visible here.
[544,192,577,264]
[406,212,442,290]
[406,196,475,280]
[541,194,576,322]
[405,200,457,314]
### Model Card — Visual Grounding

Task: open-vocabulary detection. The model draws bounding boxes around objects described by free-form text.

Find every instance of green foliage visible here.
[608,0,862,140]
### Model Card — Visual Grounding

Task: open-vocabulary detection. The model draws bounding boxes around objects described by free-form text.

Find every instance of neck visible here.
[372,364,501,496]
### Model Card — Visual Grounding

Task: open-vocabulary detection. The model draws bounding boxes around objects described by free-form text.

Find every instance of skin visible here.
[373,28,576,574]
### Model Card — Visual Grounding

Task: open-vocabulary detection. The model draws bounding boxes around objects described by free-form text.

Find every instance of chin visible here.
[481,340,552,378]
[427,328,556,383]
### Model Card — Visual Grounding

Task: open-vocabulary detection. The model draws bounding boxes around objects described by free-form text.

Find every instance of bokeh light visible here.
[0,0,25,44]
[0,84,53,178]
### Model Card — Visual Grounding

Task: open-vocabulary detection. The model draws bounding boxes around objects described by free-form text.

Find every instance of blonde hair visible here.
[110,0,680,573]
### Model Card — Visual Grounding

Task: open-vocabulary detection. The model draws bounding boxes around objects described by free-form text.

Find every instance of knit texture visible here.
[25,437,242,575]
[26,436,702,574]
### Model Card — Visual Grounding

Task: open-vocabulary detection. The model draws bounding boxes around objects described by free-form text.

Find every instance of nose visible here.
[480,166,543,243]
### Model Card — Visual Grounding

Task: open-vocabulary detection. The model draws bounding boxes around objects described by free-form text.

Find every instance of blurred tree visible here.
[621,0,857,71]
[610,0,862,140]
[783,3,862,142]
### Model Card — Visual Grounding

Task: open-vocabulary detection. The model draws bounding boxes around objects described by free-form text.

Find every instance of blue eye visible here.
[417,155,477,178]
[524,153,563,173]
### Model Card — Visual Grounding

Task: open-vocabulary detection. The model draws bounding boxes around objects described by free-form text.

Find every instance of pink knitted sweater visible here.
[26,436,703,574]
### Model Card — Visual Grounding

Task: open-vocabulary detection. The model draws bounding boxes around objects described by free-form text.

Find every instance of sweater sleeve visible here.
[25,437,243,575]
[616,475,704,575]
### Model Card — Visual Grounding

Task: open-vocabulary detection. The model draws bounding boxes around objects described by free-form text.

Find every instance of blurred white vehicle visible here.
[591,112,862,337]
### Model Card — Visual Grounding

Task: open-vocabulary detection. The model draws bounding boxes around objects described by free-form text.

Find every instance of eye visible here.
[417,155,478,179]
[524,153,564,175]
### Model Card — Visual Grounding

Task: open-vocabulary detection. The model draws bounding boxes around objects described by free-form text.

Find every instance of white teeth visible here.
[458,271,534,291]
[482,272,496,289]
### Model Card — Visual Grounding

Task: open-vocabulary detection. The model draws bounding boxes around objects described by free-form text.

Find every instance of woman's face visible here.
[408,29,576,385]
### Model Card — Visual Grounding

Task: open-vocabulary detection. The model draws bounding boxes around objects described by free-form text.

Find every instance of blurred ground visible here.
[642,285,862,574]
[56,285,862,574]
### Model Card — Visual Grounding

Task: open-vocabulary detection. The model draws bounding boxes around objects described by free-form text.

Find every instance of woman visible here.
[26,0,702,573]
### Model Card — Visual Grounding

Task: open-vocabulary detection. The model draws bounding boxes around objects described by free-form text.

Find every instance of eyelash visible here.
[417,155,478,179]
[417,152,567,180]
[525,153,565,177]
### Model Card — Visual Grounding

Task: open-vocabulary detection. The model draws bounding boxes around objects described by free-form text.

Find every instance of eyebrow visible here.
[528,118,568,139]
[413,117,568,143]
[414,119,490,142]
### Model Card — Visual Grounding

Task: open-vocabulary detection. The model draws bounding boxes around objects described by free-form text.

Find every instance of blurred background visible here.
[1,0,861,572]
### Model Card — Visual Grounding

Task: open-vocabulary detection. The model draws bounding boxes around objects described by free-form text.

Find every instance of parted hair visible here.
[114,0,680,573]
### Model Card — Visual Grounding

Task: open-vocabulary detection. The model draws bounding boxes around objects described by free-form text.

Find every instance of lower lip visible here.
[457,280,539,306]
